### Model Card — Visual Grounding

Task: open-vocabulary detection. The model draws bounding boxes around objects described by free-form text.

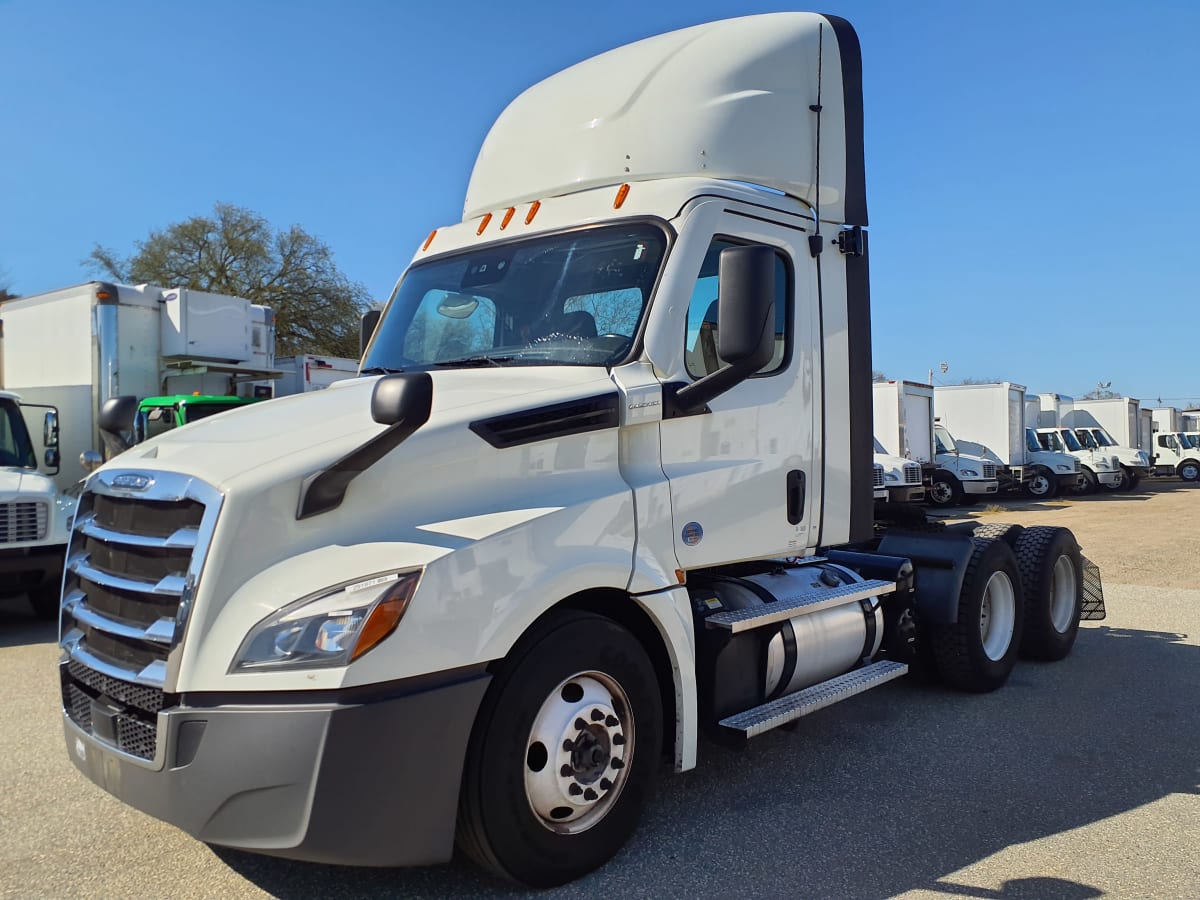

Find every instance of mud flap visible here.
[1081,556,1106,621]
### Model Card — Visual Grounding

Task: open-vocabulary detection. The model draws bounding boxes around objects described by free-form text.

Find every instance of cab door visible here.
[655,208,818,568]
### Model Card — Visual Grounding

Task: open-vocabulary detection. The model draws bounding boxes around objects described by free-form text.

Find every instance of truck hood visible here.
[105,367,620,489]
[0,466,58,502]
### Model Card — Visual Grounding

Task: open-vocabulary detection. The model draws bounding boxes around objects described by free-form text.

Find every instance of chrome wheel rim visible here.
[1029,475,1050,496]
[524,671,633,834]
[979,570,1016,661]
[931,481,953,504]
[1050,554,1077,633]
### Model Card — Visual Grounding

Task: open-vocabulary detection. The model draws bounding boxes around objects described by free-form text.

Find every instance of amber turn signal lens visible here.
[422,229,438,251]
[613,183,630,209]
[500,207,515,229]
[477,213,493,235]
[350,576,419,661]
[525,200,541,225]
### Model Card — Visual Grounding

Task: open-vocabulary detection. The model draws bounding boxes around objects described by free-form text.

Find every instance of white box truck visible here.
[933,383,1081,499]
[54,15,1105,886]
[0,390,73,618]
[1028,393,1120,493]
[1148,407,1200,480]
[274,355,359,396]
[1059,397,1154,489]
[0,282,277,489]
[872,380,998,507]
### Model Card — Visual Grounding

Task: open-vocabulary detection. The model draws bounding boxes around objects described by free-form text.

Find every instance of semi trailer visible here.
[56,14,1104,887]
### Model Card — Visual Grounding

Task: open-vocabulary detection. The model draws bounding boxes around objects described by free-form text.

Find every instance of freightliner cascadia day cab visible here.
[0,390,72,618]
[57,15,1105,886]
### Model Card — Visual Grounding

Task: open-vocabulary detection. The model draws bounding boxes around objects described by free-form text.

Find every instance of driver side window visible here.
[684,239,790,378]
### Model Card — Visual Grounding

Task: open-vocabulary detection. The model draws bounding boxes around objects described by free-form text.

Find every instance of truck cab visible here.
[1033,427,1119,493]
[929,424,999,507]
[1155,432,1200,481]
[1021,428,1081,498]
[0,390,72,618]
[1070,425,1153,489]
[873,438,925,503]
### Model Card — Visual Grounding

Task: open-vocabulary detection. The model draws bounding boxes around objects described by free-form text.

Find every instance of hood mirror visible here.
[436,292,481,320]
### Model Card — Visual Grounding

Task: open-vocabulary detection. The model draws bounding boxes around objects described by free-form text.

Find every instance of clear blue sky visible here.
[2,0,1196,404]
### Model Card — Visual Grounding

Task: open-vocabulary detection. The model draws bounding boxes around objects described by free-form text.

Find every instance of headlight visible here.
[232,570,421,671]
[1055,464,1071,472]
[959,468,978,477]
[885,473,899,482]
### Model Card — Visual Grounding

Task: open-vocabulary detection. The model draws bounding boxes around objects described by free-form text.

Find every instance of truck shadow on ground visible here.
[213,623,1198,899]
[0,595,56,648]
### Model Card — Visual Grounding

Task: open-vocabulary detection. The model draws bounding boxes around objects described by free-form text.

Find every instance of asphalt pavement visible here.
[1,578,1196,899]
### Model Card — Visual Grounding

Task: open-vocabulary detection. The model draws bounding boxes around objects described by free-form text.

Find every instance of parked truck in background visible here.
[0,282,277,489]
[0,390,72,618]
[274,355,360,396]
[872,380,998,507]
[934,383,1081,499]
[871,439,925,503]
[55,15,1104,886]
[1029,393,1120,493]
[1060,397,1154,490]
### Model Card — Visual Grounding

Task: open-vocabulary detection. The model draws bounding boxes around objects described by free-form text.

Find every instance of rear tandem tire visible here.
[456,610,662,887]
[1012,526,1084,661]
[930,538,1025,693]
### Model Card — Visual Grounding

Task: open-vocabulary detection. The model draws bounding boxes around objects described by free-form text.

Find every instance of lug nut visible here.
[613,734,625,746]
[574,717,588,730]
[560,765,573,777]
[611,758,625,770]
[599,778,612,791]
[591,709,605,722]
[568,783,583,796]
[583,788,598,801]
[562,739,574,751]
[605,715,619,727]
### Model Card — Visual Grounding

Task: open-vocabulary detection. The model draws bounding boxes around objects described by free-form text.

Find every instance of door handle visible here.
[786,470,805,524]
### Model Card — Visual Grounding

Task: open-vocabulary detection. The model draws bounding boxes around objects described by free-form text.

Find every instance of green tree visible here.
[87,203,369,357]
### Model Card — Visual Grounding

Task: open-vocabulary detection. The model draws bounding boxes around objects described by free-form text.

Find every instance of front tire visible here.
[457,610,662,887]
[1075,468,1097,494]
[1101,467,1126,492]
[1023,467,1058,499]
[1179,460,1200,482]
[930,538,1025,693]
[1012,526,1083,661]
[928,472,962,508]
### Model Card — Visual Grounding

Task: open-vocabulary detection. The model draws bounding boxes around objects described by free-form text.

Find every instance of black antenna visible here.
[808,23,824,258]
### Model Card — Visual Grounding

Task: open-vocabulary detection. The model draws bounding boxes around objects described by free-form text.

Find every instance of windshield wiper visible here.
[433,355,517,368]
[361,366,405,375]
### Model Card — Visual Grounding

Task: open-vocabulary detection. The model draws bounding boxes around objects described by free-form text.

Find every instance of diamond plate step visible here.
[704,579,896,633]
[719,660,909,738]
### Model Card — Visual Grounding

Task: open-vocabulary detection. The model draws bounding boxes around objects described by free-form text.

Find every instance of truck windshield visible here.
[1094,428,1116,446]
[1026,429,1045,453]
[1036,431,1063,452]
[0,399,37,468]
[1059,429,1084,451]
[363,224,667,371]
[135,407,178,444]
[934,425,956,454]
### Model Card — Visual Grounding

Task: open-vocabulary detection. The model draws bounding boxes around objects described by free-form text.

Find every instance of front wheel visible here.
[928,472,962,508]
[1024,467,1058,499]
[1074,468,1097,494]
[456,610,662,887]
[1101,467,1126,492]
[930,538,1025,693]
[1179,460,1200,482]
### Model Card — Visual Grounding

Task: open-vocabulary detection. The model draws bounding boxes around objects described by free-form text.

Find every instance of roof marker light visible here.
[525,200,541,225]
[614,183,631,209]
[500,207,515,230]
[476,213,492,236]
[422,230,438,251]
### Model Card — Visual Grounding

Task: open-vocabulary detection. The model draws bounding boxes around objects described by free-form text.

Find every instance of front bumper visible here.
[961,479,999,496]
[1096,469,1121,487]
[886,485,925,503]
[1056,473,1082,490]
[0,544,66,595]
[63,666,490,866]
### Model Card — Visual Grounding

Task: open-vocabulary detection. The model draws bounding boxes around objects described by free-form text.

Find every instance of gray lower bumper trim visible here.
[65,671,491,866]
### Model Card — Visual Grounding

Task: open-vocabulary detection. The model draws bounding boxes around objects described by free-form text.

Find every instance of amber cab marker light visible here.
[351,578,419,661]
[96,290,112,300]
[422,229,438,252]
[614,183,631,209]
[525,200,541,225]
[476,212,493,236]
[500,207,516,230]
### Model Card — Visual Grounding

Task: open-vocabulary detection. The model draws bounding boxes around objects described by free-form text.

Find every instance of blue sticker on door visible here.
[681,522,704,546]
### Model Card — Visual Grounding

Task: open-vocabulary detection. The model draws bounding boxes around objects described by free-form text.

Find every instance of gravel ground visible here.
[1,480,1196,899]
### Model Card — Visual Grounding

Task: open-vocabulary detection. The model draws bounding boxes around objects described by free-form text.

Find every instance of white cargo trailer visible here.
[933,383,1080,498]
[56,15,1104,887]
[274,355,359,396]
[872,380,997,506]
[0,282,276,488]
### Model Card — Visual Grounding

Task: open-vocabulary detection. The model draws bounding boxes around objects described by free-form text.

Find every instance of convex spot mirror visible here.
[436,292,481,320]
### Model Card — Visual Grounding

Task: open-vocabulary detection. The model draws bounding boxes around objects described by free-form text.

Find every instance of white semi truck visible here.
[872,380,998,507]
[0,390,73,618]
[0,282,276,489]
[934,383,1081,499]
[55,15,1104,886]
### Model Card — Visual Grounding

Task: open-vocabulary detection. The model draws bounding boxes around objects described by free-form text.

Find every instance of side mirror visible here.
[672,245,776,413]
[360,309,382,357]
[97,395,139,455]
[371,372,434,426]
[44,447,60,473]
[80,450,104,473]
[43,410,59,449]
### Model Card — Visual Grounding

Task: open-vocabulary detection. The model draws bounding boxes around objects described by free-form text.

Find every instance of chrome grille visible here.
[0,501,47,543]
[59,470,221,769]
[903,464,922,484]
[873,465,885,487]
[982,463,997,479]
